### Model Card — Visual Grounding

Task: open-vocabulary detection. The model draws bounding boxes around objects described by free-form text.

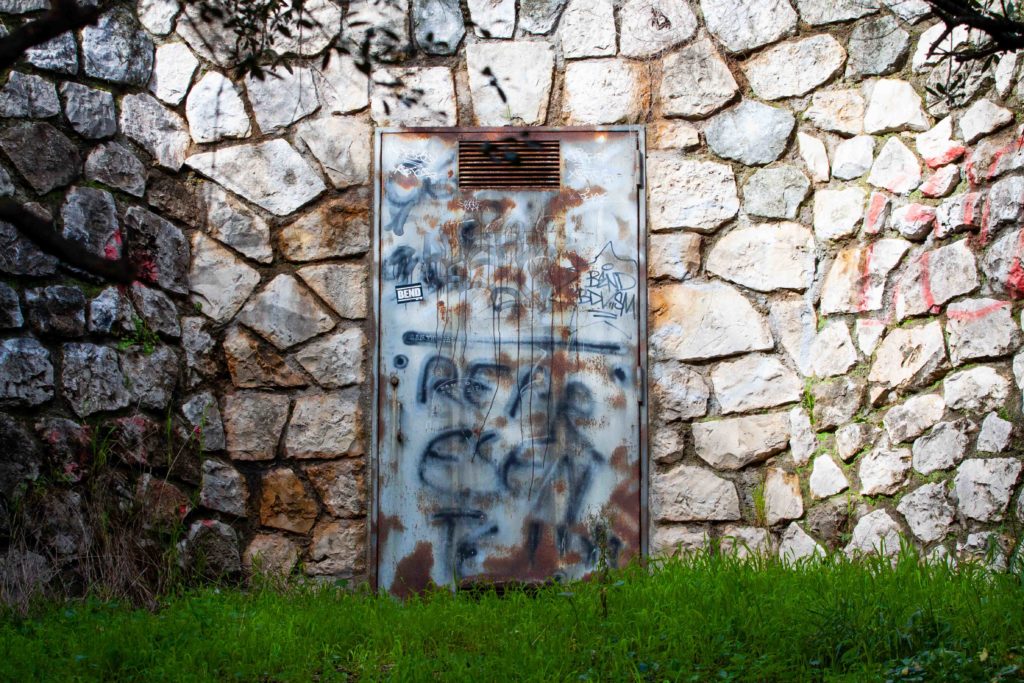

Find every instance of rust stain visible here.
[390,541,434,598]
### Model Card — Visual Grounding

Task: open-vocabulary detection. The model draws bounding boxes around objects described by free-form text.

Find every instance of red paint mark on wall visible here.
[856,243,875,312]
[1006,230,1024,299]
[947,299,1010,321]
[864,193,889,234]
[918,251,938,313]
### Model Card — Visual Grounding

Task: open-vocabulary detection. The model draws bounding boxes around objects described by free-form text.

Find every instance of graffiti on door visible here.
[375,130,645,595]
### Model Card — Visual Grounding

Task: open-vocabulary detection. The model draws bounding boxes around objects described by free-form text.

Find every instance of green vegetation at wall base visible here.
[2,553,1023,682]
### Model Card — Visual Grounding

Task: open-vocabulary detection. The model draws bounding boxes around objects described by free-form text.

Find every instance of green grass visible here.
[2,552,1024,682]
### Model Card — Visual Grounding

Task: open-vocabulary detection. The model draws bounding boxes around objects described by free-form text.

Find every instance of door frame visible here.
[368,125,649,590]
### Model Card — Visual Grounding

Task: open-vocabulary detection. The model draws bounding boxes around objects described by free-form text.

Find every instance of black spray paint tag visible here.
[395,283,424,304]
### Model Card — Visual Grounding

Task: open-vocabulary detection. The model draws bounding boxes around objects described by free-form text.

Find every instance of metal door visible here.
[372,127,647,594]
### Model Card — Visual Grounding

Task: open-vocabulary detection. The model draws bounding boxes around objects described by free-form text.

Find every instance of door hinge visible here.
[635,148,645,190]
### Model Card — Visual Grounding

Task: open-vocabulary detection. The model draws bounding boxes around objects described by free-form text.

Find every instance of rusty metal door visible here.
[372,128,647,594]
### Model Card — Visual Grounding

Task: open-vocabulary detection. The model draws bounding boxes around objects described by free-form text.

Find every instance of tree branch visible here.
[0,0,103,74]
[0,198,136,283]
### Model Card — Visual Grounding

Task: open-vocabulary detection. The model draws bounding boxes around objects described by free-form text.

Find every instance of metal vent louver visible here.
[458,139,562,189]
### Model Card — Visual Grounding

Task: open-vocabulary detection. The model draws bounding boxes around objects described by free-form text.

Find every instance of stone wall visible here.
[0,0,1023,591]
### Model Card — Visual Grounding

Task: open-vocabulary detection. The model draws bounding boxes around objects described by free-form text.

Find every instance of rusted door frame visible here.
[368,126,649,591]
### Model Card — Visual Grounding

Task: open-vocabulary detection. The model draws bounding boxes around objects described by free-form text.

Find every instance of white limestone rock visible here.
[845,509,902,557]
[810,456,849,499]
[559,0,615,58]
[920,165,960,199]
[316,55,369,115]
[564,59,646,125]
[832,135,874,180]
[138,0,180,35]
[797,132,830,182]
[149,42,198,106]
[648,118,695,144]
[188,232,260,324]
[297,263,368,320]
[741,165,810,220]
[819,239,911,314]
[796,0,878,24]
[342,0,410,62]
[770,297,817,377]
[719,525,772,558]
[705,100,795,166]
[466,42,554,126]
[692,412,790,470]
[804,89,865,136]
[894,241,978,320]
[659,36,738,119]
[119,93,190,170]
[649,232,701,281]
[977,412,1012,453]
[867,137,922,194]
[199,183,272,264]
[779,523,825,563]
[946,299,1021,366]
[957,531,1008,571]
[413,0,464,55]
[245,65,319,132]
[653,465,740,522]
[186,71,251,143]
[789,406,816,466]
[890,204,936,240]
[813,187,865,241]
[862,191,891,235]
[846,15,910,78]
[273,0,343,56]
[619,0,697,58]
[863,79,929,134]
[884,393,945,443]
[836,423,876,461]
[934,191,981,238]
[652,525,709,557]
[0,72,59,119]
[371,66,456,127]
[988,176,1024,228]
[943,366,1011,413]
[765,468,804,525]
[285,391,361,458]
[855,319,885,356]
[710,354,802,415]
[882,0,930,22]
[868,321,949,390]
[647,154,738,232]
[237,275,335,349]
[650,360,710,420]
[897,483,954,543]
[467,0,515,38]
[25,32,78,75]
[650,281,773,361]
[912,420,969,475]
[859,445,911,495]
[983,228,1024,298]
[296,115,371,188]
[651,424,684,465]
[959,99,1013,144]
[954,458,1022,522]
[185,140,327,216]
[706,222,814,292]
[916,117,965,168]
[912,22,971,72]
[81,7,154,86]
[699,0,798,54]
[743,35,847,101]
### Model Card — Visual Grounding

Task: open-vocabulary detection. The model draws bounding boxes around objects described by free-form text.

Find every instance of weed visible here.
[116,317,159,355]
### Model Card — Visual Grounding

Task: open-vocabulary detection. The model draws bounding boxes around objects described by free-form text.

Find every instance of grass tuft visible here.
[2,551,1023,681]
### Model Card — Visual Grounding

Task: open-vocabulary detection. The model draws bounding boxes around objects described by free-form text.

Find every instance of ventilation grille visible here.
[458,140,561,189]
